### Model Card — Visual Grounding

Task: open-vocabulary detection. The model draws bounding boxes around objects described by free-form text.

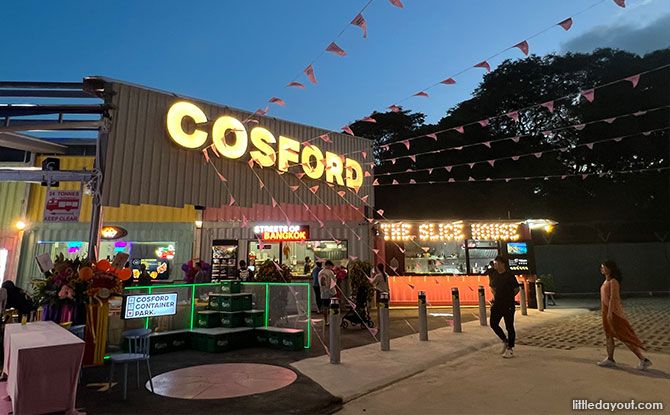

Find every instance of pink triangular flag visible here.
[388,104,401,113]
[402,140,411,150]
[581,89,595,103]
[337,190,346,198]
[612,0,625,8]
[426,133,438,141]
[376,209,384,216]
[468,177,475,182]
[361,195,369,203]
[342,125,355,136]
[474,60,491,73]
[541,101,554,113]
[581,174,589,180]
[388,0,404,8]
[642,131,652,136]
[289,185,300,192]
[361,116,376,123]
[482,141,491,148]
[409,179,416,184]
[512,156,520,161]
[390,158,397,165]
[228,194,235,206]
[269,97,286,106]
[392,179,399,185]
[319,133,331,143]
[362,151,368,159]
[487,160,495,167]
[216,171,228,182]
[372,248,379,255]
[633,111,647,117]
[440,78,456,85]
[506,111,519,122]
[309,185,319,193]
[448,178,455,183]
[534,152,543,158]
[364,171,372,177]
[295,172,306,179]
[574,124,586,130]
[351,13,368,38]
[326,42,346,57]
[247,158,255,168]
[561,175,567,180]
[468,163,476,169]
[505,178,511,183]
[202,147,210,163]
[586,143,594,150]
[428,168,434,175]
[478,119,489,127]
[304,64,317,84]
[271,197,278,208]
[558,17,573,31]
[542,131,553,138]
[287,81,304,89]
[454,126,465,134]
[373,179,380,186]
[445,166,452,172]
[409,155,416,162]
[210,144,220,158]
[514,40,529,56]
[625,74,640,88]
[604,117,616,124]
[511,136,520,143]
[414,91,429,98]
[255,107,269,116]
[241,214,248,227]
[613,137,623,142]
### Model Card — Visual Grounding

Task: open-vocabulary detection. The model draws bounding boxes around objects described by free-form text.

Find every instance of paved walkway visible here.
[292,305,590,402]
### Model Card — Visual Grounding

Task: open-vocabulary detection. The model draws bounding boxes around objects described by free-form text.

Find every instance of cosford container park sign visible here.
[166,102,364,189]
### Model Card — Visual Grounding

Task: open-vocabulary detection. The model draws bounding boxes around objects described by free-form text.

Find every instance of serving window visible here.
[404,241,467,275]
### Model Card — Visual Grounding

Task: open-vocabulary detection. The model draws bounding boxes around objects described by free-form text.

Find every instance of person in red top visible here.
[597,260,652,370]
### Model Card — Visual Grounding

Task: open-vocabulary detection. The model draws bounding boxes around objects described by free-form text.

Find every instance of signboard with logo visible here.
[253,225,310,242]
[122,293,178,319]
[43,189,81,222]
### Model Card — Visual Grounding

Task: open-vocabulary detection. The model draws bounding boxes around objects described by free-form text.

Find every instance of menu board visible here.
[211,240,238,281]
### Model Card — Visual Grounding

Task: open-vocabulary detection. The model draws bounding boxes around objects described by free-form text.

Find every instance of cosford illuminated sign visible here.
[253,224,310,242]
[122,293,178,319]
[166,101,364,189]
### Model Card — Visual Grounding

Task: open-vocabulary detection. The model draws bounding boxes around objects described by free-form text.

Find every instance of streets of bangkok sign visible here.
[253,224,310,242]
[166,101,364,189]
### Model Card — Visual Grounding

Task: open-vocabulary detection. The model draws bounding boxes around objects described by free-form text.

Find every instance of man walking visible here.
[489,255,520,358]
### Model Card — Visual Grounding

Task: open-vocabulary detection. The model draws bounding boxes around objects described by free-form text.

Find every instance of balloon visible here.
[78,267,93,281]
[96,259,111,272]
[118,268,132,281]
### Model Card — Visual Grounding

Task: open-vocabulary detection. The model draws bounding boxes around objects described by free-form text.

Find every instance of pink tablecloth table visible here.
[3,321,55,376]
[4,321,84,414]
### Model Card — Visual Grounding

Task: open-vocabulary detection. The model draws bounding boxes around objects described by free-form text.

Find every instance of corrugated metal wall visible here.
[27,156,196,222]
[0,177,28,229]
[200,221,372,264]
[16,222,194,289]
[101,81,375,211]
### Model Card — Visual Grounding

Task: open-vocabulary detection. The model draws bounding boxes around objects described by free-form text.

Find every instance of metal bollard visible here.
[478,285,487,326]
[329,298,341,364]
[535,279,545,312]
[451,287,462,333]
[519,282,528,316]
[418,291,428,341]
[379,292,390,351]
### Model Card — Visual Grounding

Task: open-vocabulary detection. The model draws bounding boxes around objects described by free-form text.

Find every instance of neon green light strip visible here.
[264,284,269,328]
[145,287,152,330]
[190,288,196,330]
[306,285,311,349]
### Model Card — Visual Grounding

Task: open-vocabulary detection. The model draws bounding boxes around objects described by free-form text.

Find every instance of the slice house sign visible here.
[254,225,310,242]
[166,101,364,189]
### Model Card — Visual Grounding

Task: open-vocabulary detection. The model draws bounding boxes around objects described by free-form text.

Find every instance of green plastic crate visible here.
[219,293,253,312]
[221,280,242,294]
[208,294,224,310]
[220,311,245,328]
[191,328,254,352]
[254,329,269,346]
[258,327,305,351]
[148,330,189,355]
[244,310,265,328]
[197,310,221,328]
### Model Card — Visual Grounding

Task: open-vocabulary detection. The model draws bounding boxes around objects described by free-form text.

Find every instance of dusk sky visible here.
[2,0,668,131]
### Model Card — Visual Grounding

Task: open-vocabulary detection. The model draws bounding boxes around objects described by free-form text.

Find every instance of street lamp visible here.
[15,220,27,231]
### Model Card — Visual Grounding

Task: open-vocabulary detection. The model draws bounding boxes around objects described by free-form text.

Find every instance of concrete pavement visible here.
[291,306,590,402]
[337,345,669,415]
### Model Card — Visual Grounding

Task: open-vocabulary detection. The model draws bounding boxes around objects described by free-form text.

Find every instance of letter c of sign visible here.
[166,102,208,149]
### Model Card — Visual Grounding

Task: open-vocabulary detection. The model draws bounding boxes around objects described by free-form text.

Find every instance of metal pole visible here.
[87,172,102,262]
[478,285,487,326]
[451,287,462,333]
[418,291,428,341]
[379,292,390,351]
[519,282,528,316]
[329,298,340,364]
[535,279,545,312]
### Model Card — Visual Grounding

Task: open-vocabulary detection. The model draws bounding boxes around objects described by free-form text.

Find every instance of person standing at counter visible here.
[312,261,323,312]
[303,257,313,275]
[488,255,519,358]
[137,264,152,286]
[236,260,254,281]
[318,260,337,327]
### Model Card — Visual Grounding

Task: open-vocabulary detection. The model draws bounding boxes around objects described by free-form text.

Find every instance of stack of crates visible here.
[254,327,305,351]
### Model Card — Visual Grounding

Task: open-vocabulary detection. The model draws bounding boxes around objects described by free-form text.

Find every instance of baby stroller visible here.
[340,286,375,329]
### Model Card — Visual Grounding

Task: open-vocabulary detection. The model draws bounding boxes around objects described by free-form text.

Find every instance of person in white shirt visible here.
[318,260,337,329]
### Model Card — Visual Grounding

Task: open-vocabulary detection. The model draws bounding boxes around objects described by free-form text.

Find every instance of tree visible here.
[363,48,670,242]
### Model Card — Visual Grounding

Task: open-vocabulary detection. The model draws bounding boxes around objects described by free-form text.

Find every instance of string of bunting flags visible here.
[339,0,629,136]
[373,166,669,186]
[376,105,670,171]
[371,126,670,184]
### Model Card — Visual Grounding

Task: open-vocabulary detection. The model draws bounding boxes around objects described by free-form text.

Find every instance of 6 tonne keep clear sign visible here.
[43,189,81,222]
[122,293,178,319]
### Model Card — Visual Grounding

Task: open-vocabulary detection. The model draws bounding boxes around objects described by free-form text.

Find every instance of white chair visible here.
[108,328,154,399]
